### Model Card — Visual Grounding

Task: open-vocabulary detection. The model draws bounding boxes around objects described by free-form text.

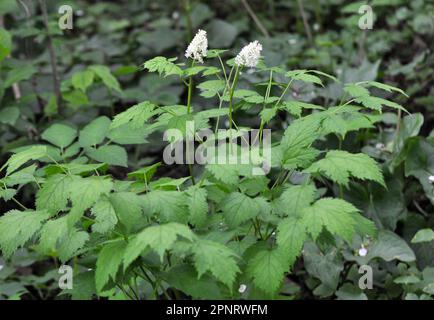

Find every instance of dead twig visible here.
[240,0,270,38]
[38,0,63,115]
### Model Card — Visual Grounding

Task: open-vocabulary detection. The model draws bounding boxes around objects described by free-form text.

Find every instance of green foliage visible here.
[1,0,433,301]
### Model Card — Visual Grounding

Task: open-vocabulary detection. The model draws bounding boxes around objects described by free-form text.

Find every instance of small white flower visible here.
[313,23,320,31]
[235,40,263,68]
[288,38,297,45]
[0,264,3,271]
[429,175,434,183]
[185,29,208,63]
[375,142,385,150]
[358,246,368,257]
[172,11,180,20]
[238,284,247,293]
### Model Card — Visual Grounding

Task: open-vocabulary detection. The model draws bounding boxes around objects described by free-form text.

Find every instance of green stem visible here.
[229,65,241,132]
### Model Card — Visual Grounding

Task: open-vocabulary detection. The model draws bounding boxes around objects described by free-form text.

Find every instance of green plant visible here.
[0,27,419,300]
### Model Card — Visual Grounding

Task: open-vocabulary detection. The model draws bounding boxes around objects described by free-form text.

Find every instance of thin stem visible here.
[229,65,241,132]
[296,0,314,47]
[187,74,194,114]
[240,0,270,38]
[184,0,193,42]
[38,0,63,115]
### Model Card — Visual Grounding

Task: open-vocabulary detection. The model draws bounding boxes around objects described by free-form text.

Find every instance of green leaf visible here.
[306,150,385,187]
[36,174,73,215]
[57,229,89,262]
[221,192,261,228]
[358,81,408,97]
[37,216,68,253]
[394,275,420,285]
[0,210,49,258]
[91,197,118,234]
[0,188,16,201]
[79,116,111,148]
[69,176,113,211]
[111,101,157,129]
[197,80,226,98]
[96,241,127,292]
[4,63,36,88]
[355,96,407,112]
[164,265,222,299]
[128,162,161,182]
[277,217,308,267]
[411,229,434,243]
[124,223,194,267]
[143,56,183,77]
[274,184,316,217]
[344,83,370,98]
[206,163,239,185]
[191,239,240,287]
[86,145,128,167]
[186,186,208,227]
[366,230,415,262]
[0,28,12,62]
[280,101,324,117]
[89,65,122,93]
[4,145,47,176]
[301,198,359,242]
[285,70,323,86]
[71,70,94,92]
[247,248,288,295]
[0,107,19,125]
[41,124,77,148]
[109,192,143,232]
[142,190,189,223]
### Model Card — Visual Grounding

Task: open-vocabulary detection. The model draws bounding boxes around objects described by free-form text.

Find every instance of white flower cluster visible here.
[235,40,263,68]
[429,175,434,183]
[185,29,208,63]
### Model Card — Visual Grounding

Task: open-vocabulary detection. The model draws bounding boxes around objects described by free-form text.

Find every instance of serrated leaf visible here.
[142,190,189,223]
[36,174,73,215]
[57,229,89,262]
[221,192,261,228]
[143,56,183,77]
[197,80,225,98]
[124,223,194,267]
[274,184,316,217]
[277,217,307,267]
[71,70,94,92]
[109,192,142,232]
[86,145,128,167]
[89,65,121,93]
[96,241,127,292]
[186,186,208,227]
[0,210,49,258]
[306,150,385,187]
[301,198,359,242]
[91,197,118,234]
[79,116,111,148]
[191,239,240,287]
[344,83,370,98]
[4,145,47,176]
[0,188,16,201]
[111,101,157,129]
[247,248,288,295]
